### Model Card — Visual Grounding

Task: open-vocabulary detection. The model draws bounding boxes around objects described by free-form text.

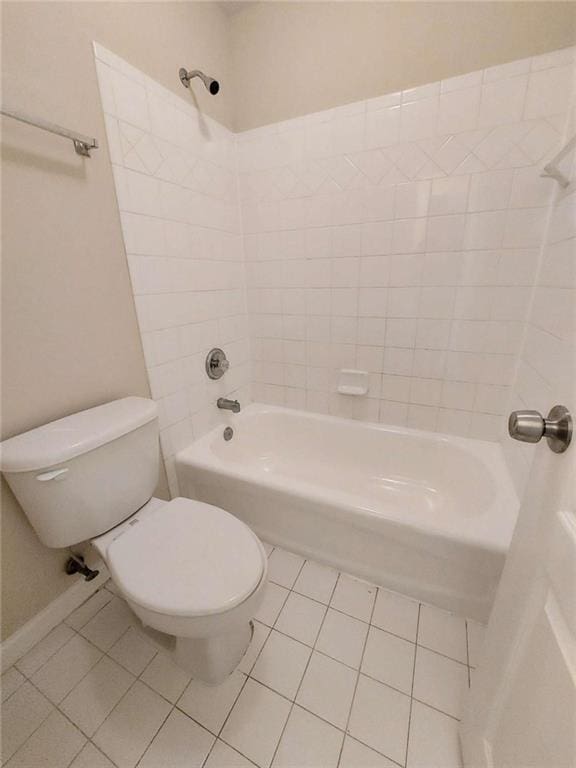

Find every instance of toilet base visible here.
[174,620,253,684]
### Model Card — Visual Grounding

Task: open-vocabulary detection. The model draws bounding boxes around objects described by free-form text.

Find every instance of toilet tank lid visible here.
[0,397,158,473]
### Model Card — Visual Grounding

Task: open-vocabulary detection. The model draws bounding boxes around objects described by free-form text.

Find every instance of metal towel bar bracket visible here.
[1,107,98,157]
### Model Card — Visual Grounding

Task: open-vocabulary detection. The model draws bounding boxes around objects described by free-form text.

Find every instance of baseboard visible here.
[1,562,110,672]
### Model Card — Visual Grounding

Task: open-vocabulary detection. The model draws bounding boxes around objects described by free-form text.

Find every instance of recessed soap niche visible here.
[337,369,369,396]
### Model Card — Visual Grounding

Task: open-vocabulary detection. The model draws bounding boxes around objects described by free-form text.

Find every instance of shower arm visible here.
[179,69,201,87]
[179,68,220,95]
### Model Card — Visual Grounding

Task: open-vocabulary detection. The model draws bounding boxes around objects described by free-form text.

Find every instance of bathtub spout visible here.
[217,398,241,413]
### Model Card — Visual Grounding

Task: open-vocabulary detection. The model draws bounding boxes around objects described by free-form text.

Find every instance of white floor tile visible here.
[315,608,368,669]
[275,592,326,646]
[272,705,343,768]
[413,647,468,719]
[251,630,311,699]
[348,674,411,765]
[466,620,486,668]
[80,598,137,652]
[31,635,103,704]
[372,589,420,642]
[178,669,246,734]
[221,679,291,768]
[5,709,85,768]
[1,667,26,703]
[69,742,116,768]
[141,651,192,703]
[407,701,463,768]
[60,656,135,736]
[418,605,467,664]
[4,545,478,768]
[1,681,53,763]
[139,709,214,768]
[293,561,339,604]
[340,736,398,768]
[267,548,305,588]
[362,626,415,694]
[92,680,171,768]
[296,651,356,729]
[16,624,75,677]
[254,583,289,627]
[205,739,255,767]
[330,575,376,622]
[238,621,270,674]
[108,627,157,675]
[65,589,114,631]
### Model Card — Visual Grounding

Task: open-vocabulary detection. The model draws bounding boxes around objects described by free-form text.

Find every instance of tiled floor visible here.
[2,543,485,768]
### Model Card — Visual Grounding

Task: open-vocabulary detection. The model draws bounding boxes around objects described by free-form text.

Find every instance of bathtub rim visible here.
[176,402,519,555]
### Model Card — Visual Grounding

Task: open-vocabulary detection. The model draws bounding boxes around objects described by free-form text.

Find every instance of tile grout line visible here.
[133,697,178,768]
[267,567,339,768]
[105,624,159,678]
[14,624,80,680]
[197,668,251,767]
[16,673,122,768]
[85,740,122,768]
[6,548,478,768]
[24,629,109,708]
[257,572,468,721]
[261,597,471,670]
[35,628,464,768]
[2,680,56,765]
[199,545,287,768]
[64,737,93,768]
[336,580,380,768]
[404,602,422,768]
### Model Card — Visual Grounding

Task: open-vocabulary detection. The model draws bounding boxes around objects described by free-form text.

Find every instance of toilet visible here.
[0,397,268,684]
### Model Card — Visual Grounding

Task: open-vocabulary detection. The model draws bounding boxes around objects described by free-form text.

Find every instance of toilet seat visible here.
[106,497,266,618]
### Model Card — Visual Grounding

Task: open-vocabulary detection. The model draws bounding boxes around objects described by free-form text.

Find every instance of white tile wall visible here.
[502,97,576,494]
[94,43,251,494]
[240,48,575,440]
[95,42,575,462]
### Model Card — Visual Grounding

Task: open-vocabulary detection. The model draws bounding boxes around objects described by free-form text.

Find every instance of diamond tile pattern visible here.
[237,51,574,444]
[96,40,575,471]
[3,540,485,768]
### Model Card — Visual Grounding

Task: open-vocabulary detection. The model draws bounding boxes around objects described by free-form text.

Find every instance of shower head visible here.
[179,68,220,95]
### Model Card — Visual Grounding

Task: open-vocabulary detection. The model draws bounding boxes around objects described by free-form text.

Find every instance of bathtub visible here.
[176,404,518,622]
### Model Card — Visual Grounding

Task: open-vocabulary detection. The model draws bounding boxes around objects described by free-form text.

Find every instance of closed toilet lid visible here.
[107,498,265,617]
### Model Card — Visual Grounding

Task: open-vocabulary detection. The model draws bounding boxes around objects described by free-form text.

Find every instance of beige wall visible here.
[230,2,576,131]
[1,1,232,640]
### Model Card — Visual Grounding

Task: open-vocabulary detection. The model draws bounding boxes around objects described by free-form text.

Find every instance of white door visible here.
[460,410,576,766]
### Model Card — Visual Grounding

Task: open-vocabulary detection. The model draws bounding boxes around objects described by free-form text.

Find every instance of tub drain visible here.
[223,426,234,441]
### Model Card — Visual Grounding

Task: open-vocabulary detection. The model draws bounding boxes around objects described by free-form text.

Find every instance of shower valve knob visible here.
[205,348,230,379]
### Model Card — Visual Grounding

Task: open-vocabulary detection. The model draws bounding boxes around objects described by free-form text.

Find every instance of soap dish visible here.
[337,369,369,396]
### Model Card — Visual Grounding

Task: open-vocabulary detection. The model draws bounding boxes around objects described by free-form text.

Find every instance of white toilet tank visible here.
[0,397,159,548]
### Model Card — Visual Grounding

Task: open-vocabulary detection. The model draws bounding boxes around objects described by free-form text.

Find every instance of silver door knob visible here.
[508,405,572,453]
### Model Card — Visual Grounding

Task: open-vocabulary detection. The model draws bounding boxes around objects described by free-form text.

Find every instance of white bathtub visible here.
[176,404,518,622]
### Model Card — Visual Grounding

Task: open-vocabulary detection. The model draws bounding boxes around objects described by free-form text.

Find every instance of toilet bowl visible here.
[92,496,268,684]
[0,397,268,686]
